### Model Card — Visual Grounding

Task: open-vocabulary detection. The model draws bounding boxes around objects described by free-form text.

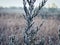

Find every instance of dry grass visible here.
[0,13,60,45]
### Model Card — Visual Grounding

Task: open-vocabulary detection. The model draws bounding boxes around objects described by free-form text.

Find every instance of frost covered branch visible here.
[23,0,48,45]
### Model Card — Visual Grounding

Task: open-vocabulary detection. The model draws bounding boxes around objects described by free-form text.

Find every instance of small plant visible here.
[8,35,15,45]
[8,35,22,45]
[58,26,60,45]
[23,0,48,45]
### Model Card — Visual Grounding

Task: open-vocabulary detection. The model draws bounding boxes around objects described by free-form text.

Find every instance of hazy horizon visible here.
[0,0,60,8]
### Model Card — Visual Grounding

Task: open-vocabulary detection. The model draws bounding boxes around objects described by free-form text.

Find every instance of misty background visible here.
[0,0,60,8]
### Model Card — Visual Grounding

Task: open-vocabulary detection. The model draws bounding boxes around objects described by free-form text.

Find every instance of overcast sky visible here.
[0,0,60,8]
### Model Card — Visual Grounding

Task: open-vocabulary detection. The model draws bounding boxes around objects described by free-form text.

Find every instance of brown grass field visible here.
[0,13,60,45]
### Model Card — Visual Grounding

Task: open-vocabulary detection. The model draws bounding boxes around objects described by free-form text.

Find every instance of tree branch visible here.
[23,0,29,16]
[32,0,47,18]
